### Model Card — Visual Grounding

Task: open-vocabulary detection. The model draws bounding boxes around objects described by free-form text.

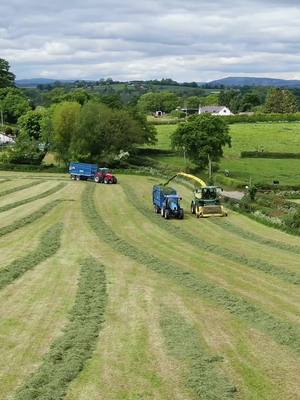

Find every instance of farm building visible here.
[0,133,15,145]
[198,106,233,116]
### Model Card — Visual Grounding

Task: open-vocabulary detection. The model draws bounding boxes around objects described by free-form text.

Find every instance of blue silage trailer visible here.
[69,162,98,181]
[152,185,184,219]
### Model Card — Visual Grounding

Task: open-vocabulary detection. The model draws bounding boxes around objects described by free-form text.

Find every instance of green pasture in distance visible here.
[150,122,300,184]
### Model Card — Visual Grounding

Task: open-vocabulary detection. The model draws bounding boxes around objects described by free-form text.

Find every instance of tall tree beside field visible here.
[171,114,231,170]
[265,88,299,113]
[137,92,180,113]
[0,58,15,88]
[0,88,31,124]
[52,102,81,163]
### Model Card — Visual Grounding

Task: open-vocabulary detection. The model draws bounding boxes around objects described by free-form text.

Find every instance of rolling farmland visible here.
[0,172,299,400]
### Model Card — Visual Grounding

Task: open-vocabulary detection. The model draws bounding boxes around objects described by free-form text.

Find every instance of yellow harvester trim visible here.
[175,172,207,187]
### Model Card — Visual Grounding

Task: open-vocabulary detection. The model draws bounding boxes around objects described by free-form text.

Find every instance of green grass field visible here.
[150,122,300,185]
[0,171,299,399]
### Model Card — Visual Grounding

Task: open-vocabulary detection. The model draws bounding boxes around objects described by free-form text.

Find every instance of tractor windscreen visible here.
[202,188,217,200]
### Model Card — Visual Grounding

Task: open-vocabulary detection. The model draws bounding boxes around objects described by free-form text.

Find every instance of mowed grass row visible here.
[0,182,67,213]
[0,183,87,399]
[105,178,299,323]
[121,181,300,285]
[82,184,300,355]
[79,182,300,399]
[0,179,45,198]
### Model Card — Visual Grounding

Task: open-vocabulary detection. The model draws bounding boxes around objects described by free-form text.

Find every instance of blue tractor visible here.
[152,185,184,219]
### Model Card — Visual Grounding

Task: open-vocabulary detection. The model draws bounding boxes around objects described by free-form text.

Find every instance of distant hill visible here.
[16,78,76,87]
[206,77,300,88]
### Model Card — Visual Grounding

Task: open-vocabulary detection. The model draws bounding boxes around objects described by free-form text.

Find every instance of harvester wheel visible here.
[191,202,195,214]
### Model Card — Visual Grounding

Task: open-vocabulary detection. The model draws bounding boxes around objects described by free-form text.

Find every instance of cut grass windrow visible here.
[0,182,67,213]
[0,179,10,185]
[210,218,300,255]
[0,200,62,238]
[160,306,237,399]
[122,183,300,286]
[83,185,300,356]
[0,180,44,198]
[0,223,63,290]
[14,257,107,400]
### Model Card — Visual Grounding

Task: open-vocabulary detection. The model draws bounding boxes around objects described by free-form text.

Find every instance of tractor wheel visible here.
[76,175,81,181]
[161,208,165,218]
[179,209,184,219]
[113,177,117,184]
[164,210,169,219]
[104,178,109,184]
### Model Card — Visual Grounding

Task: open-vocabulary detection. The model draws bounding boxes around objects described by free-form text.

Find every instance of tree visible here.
[171,114,231,170]
[137,92,179,113]
[0,88,31,124]
[265,88,299,113]
[52,102,81,163]
[18,108,46,140]
[0,58,15,88]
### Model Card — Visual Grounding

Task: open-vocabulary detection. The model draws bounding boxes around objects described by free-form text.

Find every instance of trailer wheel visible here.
[76,175,81,181]
[94,176,100,183]
[71,175,75,180]
[161,208,165,218]
[164,210,169,219]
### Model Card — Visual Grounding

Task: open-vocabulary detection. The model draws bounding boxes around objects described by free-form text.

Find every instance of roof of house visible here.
[199,106,228,112]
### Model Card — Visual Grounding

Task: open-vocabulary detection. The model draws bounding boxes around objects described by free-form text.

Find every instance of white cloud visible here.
[1,0,300,80]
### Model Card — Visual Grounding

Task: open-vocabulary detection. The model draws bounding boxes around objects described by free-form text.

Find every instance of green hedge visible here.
[0,163,67,173]
[226,113,300,124]
[241,151,300,159]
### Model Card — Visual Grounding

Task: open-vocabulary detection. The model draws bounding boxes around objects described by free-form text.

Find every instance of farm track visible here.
[0,223,63,290]
[0,182,67,213]
[0,199,63,238]
[122,182,300,286]
[0,179,44,198]
[82,184,300,356]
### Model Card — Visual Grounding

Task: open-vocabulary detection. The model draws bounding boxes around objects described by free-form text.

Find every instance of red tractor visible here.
[94,168,117,184]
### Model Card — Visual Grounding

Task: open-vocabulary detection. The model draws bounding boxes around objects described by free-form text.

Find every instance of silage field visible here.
[0,172,299,400]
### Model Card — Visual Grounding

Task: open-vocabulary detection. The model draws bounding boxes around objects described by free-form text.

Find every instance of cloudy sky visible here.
[1,0,300,81]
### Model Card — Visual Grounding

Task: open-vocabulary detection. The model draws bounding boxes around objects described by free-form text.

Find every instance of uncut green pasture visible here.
[0,171,299,399]
[151,123,300,184]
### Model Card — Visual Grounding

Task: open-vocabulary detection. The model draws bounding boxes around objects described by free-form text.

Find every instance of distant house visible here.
[154,110,164,117]
[181,107,199,115]
[0,133,15,146]
[198,106,233,116]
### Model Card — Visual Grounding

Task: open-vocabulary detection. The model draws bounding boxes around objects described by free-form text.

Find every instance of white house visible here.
[0,133,15,145]
[198,106,233,116]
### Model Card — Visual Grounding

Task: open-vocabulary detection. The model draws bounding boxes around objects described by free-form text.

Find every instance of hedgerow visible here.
[0,223,63,290]
[210,218,300,255]
[241,151,300,159]
[0,180,45,198]
[0,199,62,238]
[122,183,300,285]
[0,182,67,213]
[14,257,107,400]
[160,307,237,399]
[82,184,300,355]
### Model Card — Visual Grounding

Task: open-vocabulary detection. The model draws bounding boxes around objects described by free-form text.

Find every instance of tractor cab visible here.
[194,186,222,205]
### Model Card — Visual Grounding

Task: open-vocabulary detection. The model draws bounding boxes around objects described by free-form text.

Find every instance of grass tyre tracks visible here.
[160,306,237,399]
[0,180,45,198]
[122,183,300,286]
[82,185,300,356]
[0,182,67,213]
[0,200,63,238]
[14,257,107,400]
[0,223,63,290]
